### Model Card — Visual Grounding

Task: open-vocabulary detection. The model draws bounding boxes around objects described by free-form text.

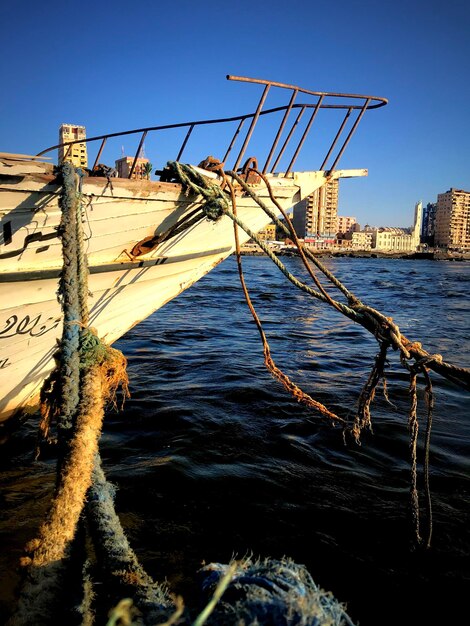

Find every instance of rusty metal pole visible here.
[328,99,371,172]
[129,131,148,179]
[92,137,108,170]
[176,124,195,162]
[285,95,324,176]
[233,84,271,171]
[263,89,298,173]
[223,118,245,165]
[270,107,306,173]
[320,108,352,171]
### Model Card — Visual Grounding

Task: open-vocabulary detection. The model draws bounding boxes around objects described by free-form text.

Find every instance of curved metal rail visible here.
[37,75,387,178]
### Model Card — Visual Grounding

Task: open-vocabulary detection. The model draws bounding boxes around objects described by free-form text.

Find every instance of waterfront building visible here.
[435,188,470,251]
[336,230,372,250]
[292,179,339,240]
[421,202,436,246]
[58,124,88,169]
[337,216,357,234]
[351,231,373,250]
[372,202,422,252]
[115,156,151,180]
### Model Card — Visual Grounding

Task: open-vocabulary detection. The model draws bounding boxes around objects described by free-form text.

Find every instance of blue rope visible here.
[87,455,173,623]
[198,559,356,626]
[57,161,82,434]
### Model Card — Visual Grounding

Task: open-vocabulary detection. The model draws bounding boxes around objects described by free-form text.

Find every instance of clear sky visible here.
[1,0,469,227]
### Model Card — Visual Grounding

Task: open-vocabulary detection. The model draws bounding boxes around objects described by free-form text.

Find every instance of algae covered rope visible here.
[10,162,160,626]
[87,455,173,623]
[10,163,115,626]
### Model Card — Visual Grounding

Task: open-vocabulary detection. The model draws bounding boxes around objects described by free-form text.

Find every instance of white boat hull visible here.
[0,158,366,423]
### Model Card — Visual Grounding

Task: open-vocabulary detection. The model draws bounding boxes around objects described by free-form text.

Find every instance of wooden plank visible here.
[0,152,52,160]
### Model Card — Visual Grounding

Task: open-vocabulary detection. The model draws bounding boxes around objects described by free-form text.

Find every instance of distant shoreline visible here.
[238,249,470,261]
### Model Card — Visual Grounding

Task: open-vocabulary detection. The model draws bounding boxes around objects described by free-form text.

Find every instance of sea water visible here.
[0,256,469,625]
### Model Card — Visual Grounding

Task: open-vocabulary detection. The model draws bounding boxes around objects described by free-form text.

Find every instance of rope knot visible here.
[166,160,229,221]
[200,193,229,221]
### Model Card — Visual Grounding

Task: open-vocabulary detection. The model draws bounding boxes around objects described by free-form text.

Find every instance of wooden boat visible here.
[0,76,387,426]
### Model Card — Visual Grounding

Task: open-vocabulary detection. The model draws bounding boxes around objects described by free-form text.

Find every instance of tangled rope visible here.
[164,159,470,549]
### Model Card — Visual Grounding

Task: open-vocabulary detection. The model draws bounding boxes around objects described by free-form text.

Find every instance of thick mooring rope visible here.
[164,159,470,549]
[10,163,146,626]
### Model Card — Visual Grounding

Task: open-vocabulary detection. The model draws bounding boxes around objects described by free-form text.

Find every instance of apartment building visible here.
[435,188,470,251]
[58,124,88,169]
[292,179,339,239]
[421,202,436,246]
[337,216,357,234]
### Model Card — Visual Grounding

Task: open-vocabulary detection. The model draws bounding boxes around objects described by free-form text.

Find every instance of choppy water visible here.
[1,256,469,625]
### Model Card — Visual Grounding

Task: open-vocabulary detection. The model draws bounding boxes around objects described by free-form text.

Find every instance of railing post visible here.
[223,119,245,165]
[176,124,195,162]
[328,99,371,172]
[263,89,298,173]
[271,107,306,173]
[129,131,148,179]
[233,84,271,171]
[285,95,324,176]
[92,137,108,170]
[320,108,352,171]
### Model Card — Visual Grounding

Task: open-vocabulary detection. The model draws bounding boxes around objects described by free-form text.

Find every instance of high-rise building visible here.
[435,188,470,251]
[292,179,339,239]
[59,124,88,169]
[115,156,151,180]
[421,202,436,246]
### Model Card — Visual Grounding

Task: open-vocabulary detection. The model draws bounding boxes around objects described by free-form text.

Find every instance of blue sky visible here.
[1,0,469,227]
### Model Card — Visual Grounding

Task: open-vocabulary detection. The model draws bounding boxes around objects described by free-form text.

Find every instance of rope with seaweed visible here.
[164,159,470,549]
[10,162,173,626]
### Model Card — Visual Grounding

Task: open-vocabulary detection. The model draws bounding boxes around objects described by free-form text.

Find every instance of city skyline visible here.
[1,0,469,226]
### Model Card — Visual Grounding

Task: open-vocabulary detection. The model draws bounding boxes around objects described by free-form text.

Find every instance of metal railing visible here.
[37,75,387,178]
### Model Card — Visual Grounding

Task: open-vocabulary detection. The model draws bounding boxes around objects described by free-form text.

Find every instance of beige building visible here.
[337,230,372,250]
[435,188,470,251]
[351,231,373,250]
[59,124,88,169]
[115,156,151,180]
[292,179,339,238]
[337,215,357,234]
